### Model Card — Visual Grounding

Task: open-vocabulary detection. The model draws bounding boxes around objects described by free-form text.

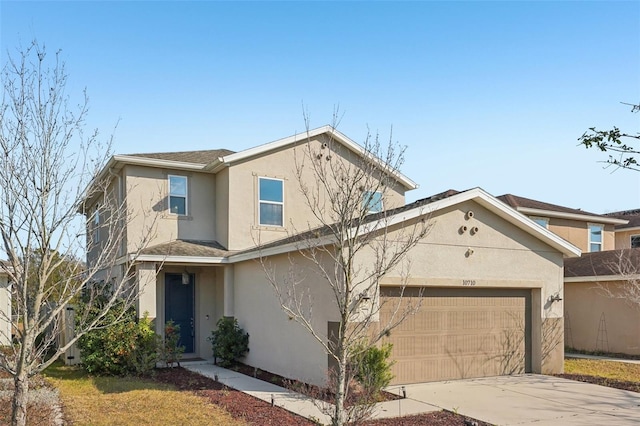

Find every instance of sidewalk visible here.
[566,352,640,365]
[182,359,439,425]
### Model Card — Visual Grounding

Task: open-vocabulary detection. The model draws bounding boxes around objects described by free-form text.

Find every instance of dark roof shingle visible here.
[497,194,603,218]
[605,209,640,229]
[564,248,640,278]
[141,239,230,257]
[127,149,235,164]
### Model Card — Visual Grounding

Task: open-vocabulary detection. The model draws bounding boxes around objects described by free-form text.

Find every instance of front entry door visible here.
[165,273,195,353]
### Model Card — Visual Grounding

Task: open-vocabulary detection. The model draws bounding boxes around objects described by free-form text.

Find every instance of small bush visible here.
[208,317,249,367]
[351,343,395,397]
[159,320,185,367]
[77,300,159,376]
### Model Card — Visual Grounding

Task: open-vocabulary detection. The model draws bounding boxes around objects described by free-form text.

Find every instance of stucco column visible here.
[223,265,234,317]
[0,274,10,346]
[137,262,157,319]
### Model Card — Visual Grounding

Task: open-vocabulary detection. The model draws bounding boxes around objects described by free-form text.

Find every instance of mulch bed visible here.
[154,367,490,425]
[555,373,640,393]
[154,367,313,425]
[231,362,401,404]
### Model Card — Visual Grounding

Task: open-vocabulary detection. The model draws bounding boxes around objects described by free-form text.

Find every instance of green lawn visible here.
[44,364,244,426]
[564,358,640,383]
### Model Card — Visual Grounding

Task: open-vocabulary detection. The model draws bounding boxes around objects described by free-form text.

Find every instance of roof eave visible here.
[565,274,640,282]
[113,155,208,171]
[515,207,628,225]
[134,254,229,264]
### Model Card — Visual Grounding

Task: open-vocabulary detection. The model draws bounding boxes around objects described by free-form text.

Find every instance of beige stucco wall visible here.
[225,134,407,250]
[124,165,217,251]
[565,280,640,355]
[546,218,615,253]
[364,200,565,374]
[215,168,230,249]
[145,265,223,357]
[614,229,640,249]
[0,274,10,346]
[233,199,567,385]
[234,253,340,385]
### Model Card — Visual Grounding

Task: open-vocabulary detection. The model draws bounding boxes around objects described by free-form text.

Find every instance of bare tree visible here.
[0,41,155,426]
[579,102,640,171]
[596,249,640,307]
[261,117,429,425]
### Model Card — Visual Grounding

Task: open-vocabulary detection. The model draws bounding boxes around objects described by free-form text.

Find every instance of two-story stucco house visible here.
[83,126,580,386]
[498,194,640,356]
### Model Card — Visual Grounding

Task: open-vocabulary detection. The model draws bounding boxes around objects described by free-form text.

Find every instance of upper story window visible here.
[631,235,640,248]
[169,175,188,215]
[589,224,603,252]
[531,216,549,229]
[259,177,284,226]
[363,191,383,214]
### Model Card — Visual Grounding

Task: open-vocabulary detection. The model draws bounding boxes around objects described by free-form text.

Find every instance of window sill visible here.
[253,225,287,232]
[163,214,193,221]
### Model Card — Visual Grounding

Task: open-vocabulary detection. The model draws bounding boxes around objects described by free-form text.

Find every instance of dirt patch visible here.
[0,376,62,426]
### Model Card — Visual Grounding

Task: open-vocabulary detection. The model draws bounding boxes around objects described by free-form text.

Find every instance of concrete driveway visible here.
[387,374,640,425]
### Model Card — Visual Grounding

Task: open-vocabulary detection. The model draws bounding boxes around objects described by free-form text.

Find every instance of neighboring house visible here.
[0,262,10,346]
[605,209,640,249]
[496,194,627,253]
[498,194,640,356]
[84,127,579,385]
[564,248,640,355]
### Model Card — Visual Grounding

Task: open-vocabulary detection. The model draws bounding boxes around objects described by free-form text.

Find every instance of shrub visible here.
[208,317,249,367]
[351,343,395,397]
[77,300,159,376]
[159,320,185,367]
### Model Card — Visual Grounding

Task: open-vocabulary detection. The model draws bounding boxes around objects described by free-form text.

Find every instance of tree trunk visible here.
[11,370,29,426]
[333,341,348,426]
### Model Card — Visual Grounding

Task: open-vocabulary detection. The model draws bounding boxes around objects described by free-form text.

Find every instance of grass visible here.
[564,358,640,383]
[43,363,244,426]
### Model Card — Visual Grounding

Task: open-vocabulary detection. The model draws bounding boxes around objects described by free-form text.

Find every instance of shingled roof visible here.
[497,194,602,217]
[141,239,230,257]
[605,209,640,230]
[564,248,640,278]
[127,149,235,164]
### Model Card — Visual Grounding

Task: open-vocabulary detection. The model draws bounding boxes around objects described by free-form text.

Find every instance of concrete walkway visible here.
[182,359,440,425]
[183,360,640,425]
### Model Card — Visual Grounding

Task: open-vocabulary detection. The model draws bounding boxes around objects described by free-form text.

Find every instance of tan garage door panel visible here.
[381,287,531,384]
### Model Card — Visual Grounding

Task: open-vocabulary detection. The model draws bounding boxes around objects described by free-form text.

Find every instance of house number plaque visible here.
[462,280,476,286]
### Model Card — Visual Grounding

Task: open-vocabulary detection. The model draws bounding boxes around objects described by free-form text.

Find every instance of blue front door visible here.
[165,273,195,353]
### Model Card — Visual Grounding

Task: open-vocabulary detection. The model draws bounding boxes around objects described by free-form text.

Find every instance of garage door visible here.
[380,287,531,384]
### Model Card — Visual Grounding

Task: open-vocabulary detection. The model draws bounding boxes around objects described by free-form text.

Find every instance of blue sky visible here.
[1,1,639,213]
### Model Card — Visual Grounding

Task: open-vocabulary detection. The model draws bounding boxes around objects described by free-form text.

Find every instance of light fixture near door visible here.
[182,269,190,285]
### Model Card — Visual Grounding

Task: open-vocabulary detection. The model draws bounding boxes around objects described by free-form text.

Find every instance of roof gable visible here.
[206,126,418,190]
[229,187,581,263]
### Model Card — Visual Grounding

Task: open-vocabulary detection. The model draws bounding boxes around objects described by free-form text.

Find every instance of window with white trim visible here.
[531,216,549,229]
[589,224,603,252]
[259,177,284,226]
[631,235,640,248]
[168,175,188,215]
[363,191,383,214]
